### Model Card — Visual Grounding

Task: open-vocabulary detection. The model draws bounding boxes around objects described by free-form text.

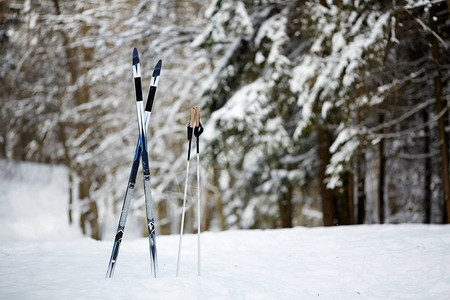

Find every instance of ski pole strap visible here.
[194,122,203,137]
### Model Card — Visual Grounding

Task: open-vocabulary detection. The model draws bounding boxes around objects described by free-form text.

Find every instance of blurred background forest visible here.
[1,0,449,239]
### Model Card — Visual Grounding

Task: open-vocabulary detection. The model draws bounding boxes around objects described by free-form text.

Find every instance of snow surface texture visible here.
[1,161,450,299]
[0,160,82,243]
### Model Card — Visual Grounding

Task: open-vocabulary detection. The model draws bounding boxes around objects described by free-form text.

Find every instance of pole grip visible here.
[193,107,204,138]
[194,106,200,127]
[190,107,195,128]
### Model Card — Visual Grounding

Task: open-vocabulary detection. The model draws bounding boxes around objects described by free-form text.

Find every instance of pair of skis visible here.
[106,48,161,278]
[176,107,203,277]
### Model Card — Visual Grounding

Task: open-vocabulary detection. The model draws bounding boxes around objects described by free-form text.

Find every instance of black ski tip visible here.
[132,48,139,65]
[152,59,162,77]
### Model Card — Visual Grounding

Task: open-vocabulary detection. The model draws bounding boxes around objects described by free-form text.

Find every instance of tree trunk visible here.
[202,191,212,231]
[378,114,386,224]
[340,171,354,225]
[278,177,293,228]
[430,8,450,223]
[213,167,226,230]
[58,124,74,224]
[158,199,170,235]
[79,180,99,239]
[423,110,432,223]
[52,0,99,236]
[317,126,337,226]
[357,152,366,224]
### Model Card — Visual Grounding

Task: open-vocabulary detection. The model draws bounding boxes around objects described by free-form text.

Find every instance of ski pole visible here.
[193,106,203,276]
[176,107,196,277]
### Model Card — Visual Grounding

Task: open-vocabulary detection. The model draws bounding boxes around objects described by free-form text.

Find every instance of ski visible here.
[133,48,159,278]
[105,49,161,278]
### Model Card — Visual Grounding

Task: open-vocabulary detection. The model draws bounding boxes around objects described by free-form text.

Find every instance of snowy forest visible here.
[1,0,450,239]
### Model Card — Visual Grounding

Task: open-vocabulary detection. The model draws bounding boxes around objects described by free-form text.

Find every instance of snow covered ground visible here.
[1,161,450,299]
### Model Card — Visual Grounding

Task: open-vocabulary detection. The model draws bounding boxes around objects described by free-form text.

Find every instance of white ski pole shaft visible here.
[196,152,201,276]
[194,106,201,276]
[176,159,190,277]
